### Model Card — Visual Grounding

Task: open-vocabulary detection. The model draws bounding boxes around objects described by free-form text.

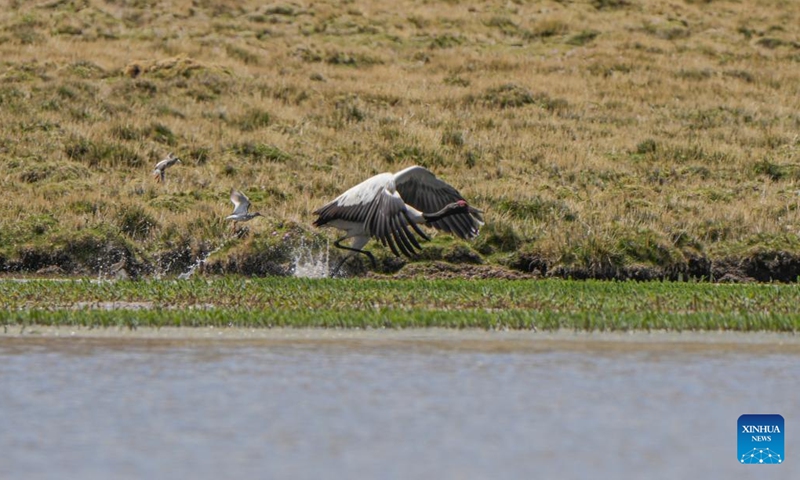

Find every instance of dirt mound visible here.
[382,262,538,280]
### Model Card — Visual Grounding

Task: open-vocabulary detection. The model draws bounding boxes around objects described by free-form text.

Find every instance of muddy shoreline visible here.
[4,245,800,282]
[2,327,799,354]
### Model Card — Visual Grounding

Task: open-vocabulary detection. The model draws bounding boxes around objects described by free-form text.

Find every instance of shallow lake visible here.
[1,329,797,479]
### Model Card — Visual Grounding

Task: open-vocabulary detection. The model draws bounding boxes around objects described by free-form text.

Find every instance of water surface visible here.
[1,329,797,480]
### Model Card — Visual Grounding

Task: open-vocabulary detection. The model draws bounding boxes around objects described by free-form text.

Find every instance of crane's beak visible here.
[468,205,484,222]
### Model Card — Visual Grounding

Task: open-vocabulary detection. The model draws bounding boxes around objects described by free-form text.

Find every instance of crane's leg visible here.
[330,255,352,277]
[332,236,375,275]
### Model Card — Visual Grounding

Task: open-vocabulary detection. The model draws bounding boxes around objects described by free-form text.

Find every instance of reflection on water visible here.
[0,333,798,480]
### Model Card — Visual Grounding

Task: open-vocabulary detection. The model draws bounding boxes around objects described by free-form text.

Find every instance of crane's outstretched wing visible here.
[363,189,427,258]
[230,190,251,216]
[312,173,392,228]
[393,166,483,240]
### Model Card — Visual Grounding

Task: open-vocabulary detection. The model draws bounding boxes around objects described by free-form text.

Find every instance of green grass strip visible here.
[1,278,798,331]
[1,308,797,332]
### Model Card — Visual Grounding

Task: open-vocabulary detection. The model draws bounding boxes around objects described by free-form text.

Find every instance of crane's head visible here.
[449,200,483,217]
[424,200,483,223]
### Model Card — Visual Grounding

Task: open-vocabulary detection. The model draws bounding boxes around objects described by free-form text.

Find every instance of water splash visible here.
[292,239,330,278]
[178,244,224,280]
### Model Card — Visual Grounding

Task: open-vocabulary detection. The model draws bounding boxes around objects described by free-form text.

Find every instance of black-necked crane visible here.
[226,189,263,233]
[313,165,484,274]
[152,152,181,182]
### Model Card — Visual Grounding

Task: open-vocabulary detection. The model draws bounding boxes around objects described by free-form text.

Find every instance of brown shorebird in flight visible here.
[226,189,264,233]
[152,153,181,182]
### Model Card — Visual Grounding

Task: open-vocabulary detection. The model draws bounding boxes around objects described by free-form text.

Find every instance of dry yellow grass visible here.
[0,0,798,278]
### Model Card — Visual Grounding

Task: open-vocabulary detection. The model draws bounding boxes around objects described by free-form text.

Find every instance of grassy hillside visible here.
[0,0,798,280]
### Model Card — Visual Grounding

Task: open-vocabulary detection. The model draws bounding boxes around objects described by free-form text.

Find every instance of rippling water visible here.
[1,330,798,480]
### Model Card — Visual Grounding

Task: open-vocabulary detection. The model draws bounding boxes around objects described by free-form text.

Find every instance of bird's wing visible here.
[363,189,426,258]
[394,166,483,240]
[230,190,251,216]
[312,173,392,227]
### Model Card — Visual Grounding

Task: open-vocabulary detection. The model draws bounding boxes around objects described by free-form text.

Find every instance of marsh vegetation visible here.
[0,0,798,280]
[2,278,798,331]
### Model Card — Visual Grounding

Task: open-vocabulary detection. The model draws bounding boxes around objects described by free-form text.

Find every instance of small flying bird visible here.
[108,258,129,280]
[313,165,484,274]
[152,152,182,182]
[226,189,264,233]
